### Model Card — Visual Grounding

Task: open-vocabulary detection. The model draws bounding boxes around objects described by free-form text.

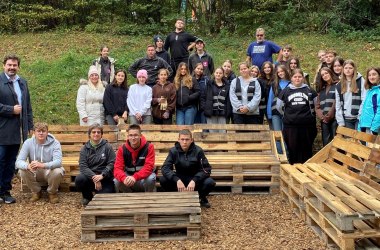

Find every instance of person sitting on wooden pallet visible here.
[113,124,156,192]
[16,122,64,203]
[160,129,215,208]
[75,123,116,206]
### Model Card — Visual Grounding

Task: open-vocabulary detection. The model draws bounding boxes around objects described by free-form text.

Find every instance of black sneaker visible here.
[2,193,16,204]
[81,198,90,207]
[200,197,211,208]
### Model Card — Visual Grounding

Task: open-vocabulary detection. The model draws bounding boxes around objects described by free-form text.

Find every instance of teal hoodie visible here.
[16,133,63,170]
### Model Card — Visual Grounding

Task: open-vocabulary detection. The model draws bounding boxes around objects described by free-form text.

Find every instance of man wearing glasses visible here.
[16,122,64,203]
[113,124,156,193]
[75,123,116,206]
[246,28,282,69]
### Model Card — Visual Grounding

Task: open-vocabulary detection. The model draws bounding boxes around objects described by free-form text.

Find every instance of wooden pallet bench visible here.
[81,192,201,242]
[305,196,380,249]
[128,124,286,194]
[280,127,380,249]
[22,124,286,194]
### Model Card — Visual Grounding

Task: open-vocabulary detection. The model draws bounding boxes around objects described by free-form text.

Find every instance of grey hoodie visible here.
[16,133,63,170]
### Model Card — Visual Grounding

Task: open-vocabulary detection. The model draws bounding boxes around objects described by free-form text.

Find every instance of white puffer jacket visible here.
[76,79,105,126]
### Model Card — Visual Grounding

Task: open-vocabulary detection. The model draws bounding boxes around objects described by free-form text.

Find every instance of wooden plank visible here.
[336,126,377,143]
[328,149,365,171]
[194,124,270,131]
[192,131,271,142]
[331,137,372,160]
[307,142,332,163]
[49,125,118,132]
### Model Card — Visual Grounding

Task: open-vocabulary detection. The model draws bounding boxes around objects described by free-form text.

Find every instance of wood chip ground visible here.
[0,178,327,249]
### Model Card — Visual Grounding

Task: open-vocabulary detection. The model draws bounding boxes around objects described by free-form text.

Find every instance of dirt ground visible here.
[0,178,327,250]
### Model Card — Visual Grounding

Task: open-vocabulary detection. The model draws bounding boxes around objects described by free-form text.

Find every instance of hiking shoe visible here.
[30,192,41,202]
[48,193,59,204]
[81,198,90,207]
[200,197,211,208]
[2,193,16,204]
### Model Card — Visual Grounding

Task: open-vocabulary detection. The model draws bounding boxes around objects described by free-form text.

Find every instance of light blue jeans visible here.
[176,106,196,125]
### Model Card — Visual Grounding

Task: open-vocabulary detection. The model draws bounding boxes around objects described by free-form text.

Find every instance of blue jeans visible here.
[114,173,156,192]
[0,144,20,195]
[176,106,196,125]
[194,110,207,124]
[272,115,285,154]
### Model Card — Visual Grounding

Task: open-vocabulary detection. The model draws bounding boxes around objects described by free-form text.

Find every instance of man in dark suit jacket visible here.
[0,54,33,204]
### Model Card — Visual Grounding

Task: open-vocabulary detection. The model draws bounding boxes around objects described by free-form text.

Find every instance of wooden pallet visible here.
[304,180,380,233]
[81,192,201,242]
[280,179,306,220]
[305,197,380,250]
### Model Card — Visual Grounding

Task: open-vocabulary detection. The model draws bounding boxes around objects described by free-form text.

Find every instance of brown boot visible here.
[30,192,41,202]
[48,193,59,204]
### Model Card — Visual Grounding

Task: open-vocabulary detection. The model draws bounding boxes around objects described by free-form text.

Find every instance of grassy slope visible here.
[0,31,379,124]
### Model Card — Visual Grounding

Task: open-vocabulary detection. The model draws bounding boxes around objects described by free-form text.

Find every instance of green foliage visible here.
[0,0,379,39]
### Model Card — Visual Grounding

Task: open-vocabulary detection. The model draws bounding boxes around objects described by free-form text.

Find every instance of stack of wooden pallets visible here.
[280,127,380,249]
[81,192,201,242]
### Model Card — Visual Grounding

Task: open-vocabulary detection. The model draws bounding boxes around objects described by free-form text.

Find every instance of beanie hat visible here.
[88,65,99,78]
[153,35,163,44]
[137,69,148,79]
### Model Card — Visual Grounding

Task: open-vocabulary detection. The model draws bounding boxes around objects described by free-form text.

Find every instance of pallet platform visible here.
[304,181,380,233]
[81,192,201,242]
[305,197,380,250]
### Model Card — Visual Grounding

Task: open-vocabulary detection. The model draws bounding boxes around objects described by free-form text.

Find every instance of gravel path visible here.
[0,179,327,250]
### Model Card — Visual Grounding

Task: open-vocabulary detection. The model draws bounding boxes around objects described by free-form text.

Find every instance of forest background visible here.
[0,0,379,124]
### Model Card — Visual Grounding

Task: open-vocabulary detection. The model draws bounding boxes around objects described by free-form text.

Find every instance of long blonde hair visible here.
[174,62,193,90]
[340,59,358,94]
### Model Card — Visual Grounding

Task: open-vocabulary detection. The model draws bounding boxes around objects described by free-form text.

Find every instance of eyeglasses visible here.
[91,131,102,134]
[256,34,264,37]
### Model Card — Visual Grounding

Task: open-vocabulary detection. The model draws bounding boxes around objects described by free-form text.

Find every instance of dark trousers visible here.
[283,125,317,165]
[344,118,358,130]
[153,116,173,125]
[159,174,215,198]
[233,114,261,124]
[0,144,19,195]
[321,120,337,146]
[75,173,115,200]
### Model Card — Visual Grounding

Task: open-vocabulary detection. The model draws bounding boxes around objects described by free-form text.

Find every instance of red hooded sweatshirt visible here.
[114,135,155,182]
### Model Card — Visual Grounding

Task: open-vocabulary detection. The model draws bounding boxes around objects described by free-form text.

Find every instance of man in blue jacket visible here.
[160,129,215,208]
[0,54,33,204]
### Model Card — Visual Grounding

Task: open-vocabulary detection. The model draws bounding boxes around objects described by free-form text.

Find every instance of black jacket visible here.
[201,79,232,118]
[176,78,200,108]
[129,56,173,85]
[103,84,129,116]
[79,139,115,179]
[161,142,211,184]
[156,50,170,64]
[0,72,33,145]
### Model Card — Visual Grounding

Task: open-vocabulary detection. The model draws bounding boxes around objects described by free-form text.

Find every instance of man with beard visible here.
[0,54,33,204]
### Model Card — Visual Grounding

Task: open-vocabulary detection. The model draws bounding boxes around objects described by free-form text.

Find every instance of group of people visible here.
[75,20,380,166]
[2,19,380,205]
[0,52,215,207]
[17,123,215,208]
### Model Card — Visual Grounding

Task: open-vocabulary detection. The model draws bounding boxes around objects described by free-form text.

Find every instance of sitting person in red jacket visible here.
[114,124,156,192]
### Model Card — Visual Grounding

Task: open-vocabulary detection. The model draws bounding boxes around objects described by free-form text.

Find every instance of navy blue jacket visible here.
[0,72,33,145]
